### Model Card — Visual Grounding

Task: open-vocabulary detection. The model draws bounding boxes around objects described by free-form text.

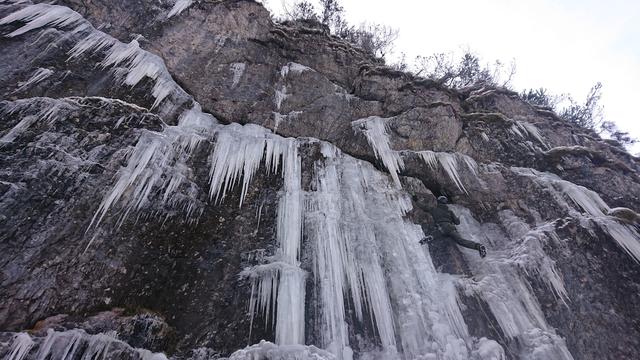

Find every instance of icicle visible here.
[89,104,216,230]
[6,333,34,360]
[167,0,194,18]
[515,120,548,149]
[352,116,404,188]
[15,68,53,92]
[0,115,38,144]
[208,124,270,205]
[0,3,84,37]
[0,3,189,112]
[418,151,478,194]
[4,329,168,360]
[239,136,306,345]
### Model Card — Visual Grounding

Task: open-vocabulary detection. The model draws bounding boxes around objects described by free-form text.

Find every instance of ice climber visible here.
[417,195,487,258]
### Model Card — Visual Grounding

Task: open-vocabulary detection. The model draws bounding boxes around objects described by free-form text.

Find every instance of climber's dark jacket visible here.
[430,203,461,225]
[415,199,482,251]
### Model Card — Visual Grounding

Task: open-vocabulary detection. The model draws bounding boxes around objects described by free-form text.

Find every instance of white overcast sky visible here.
[265,0,640,151]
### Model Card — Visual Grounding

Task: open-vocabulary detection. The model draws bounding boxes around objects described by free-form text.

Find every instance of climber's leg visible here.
[441,223,487,257]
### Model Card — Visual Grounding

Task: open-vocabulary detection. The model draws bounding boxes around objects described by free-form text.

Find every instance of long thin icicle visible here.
[240,136,306,345]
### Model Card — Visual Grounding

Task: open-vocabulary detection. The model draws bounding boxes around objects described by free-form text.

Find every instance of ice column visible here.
[238,135,306,345]
[305,143,472,360]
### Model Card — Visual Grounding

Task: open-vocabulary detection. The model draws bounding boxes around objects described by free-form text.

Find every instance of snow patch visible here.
[273,111,302,131]
[229,341,335,360]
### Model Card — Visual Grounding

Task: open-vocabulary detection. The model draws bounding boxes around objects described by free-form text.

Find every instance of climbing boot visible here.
[419,236,434,245]
[479,245,487,258]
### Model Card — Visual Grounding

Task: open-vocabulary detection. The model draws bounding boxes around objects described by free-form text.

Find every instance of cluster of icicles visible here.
[4,330,167,360]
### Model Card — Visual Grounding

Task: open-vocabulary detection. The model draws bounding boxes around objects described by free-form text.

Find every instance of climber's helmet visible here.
[437,196,448,204]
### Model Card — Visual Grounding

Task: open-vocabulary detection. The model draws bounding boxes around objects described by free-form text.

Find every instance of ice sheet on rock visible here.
[273,111,302,132]
[451,205,573,359]
[275,86,288,110]
[4,329,168,360]
[418,150,478,194]
[229,340,335,360]
[281,62,313,77]
[351,116,404,188]
[305,143,474,360]
[229,62,246,88]
[511,167,640,263]
[167,0,194,18]
[15,67,53,92]
[0,97,77,144]
[498,210,569,303]
[0,3,83,37]
[0,115,38,144]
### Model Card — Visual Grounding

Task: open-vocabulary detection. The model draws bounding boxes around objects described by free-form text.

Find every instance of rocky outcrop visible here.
[1,1,640,359]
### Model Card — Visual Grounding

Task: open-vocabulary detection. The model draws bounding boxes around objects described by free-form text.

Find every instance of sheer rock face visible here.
[1,1,640,360]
